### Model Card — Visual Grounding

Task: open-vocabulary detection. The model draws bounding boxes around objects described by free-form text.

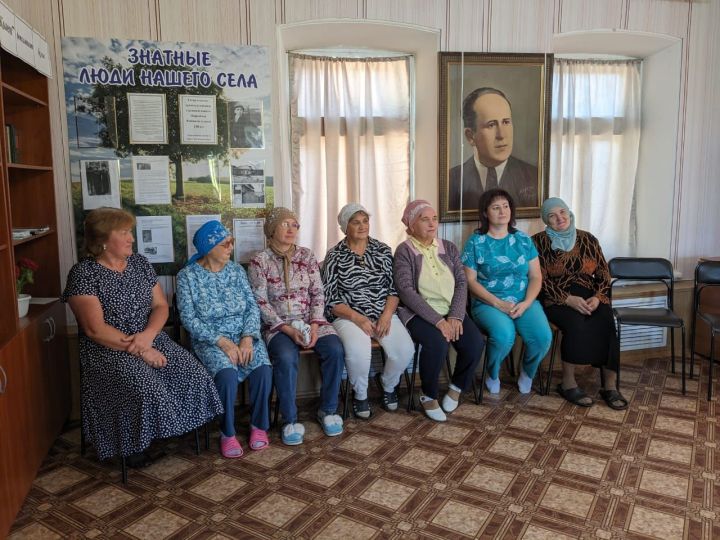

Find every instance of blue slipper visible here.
[317,411,344,437]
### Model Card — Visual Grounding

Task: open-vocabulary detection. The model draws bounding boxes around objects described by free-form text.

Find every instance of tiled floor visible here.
[9,355,720,539]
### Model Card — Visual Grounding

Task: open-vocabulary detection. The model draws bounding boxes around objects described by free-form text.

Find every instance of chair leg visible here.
[204,423,210,450]
[506,346,518,378]
[476,347,488,404]
[121,456,128,484]
[406,346,420,413]
[194,428,200,455]
[616,323,622,391]
[342,379,350,420]
[670,329,676,374]
[709,331,715,401]
[690,311,698,379]
[545,330,559,396]
[681,327,686,395]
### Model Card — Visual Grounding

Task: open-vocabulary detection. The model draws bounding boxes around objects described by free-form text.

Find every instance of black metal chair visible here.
[608,257,686,394]
[690,261,720,400]
[541,323,562,396]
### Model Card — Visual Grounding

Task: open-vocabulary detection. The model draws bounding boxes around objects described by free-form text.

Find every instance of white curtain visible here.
[289,53,410,258]
[550,59,642,259]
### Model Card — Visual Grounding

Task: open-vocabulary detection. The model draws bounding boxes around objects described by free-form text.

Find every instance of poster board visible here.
[62,37,273,274]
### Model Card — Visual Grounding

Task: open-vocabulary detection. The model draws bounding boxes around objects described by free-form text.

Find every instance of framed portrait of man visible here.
[438,52,553,221]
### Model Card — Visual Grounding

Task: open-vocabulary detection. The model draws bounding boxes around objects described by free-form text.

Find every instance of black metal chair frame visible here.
[690,260,720,400]
[608,257,686,395]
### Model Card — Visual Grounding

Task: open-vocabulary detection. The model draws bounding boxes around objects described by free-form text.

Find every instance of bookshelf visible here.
[0,50,69,537]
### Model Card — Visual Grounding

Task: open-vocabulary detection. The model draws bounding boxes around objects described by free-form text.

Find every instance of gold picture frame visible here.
[438,52,553,222]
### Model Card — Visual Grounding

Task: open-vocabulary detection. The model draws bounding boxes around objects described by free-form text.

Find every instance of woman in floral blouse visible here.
[532,197,627,410]
[176,220,272,458]
[248,207,344,445]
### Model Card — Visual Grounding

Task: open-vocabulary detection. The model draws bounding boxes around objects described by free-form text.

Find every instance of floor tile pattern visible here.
[9,355,720,539]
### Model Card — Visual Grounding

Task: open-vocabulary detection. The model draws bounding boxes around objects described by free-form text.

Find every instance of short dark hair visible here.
[475,188,517,235]
[462,87,511,131]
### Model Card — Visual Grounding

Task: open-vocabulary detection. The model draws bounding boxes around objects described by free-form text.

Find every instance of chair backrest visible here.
[608,257,675,308]
[694,261,720,309]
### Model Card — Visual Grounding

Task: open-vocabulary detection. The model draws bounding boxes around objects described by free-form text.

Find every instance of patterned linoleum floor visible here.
[9,355,720,540]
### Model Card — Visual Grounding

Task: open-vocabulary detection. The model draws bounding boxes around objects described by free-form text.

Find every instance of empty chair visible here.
[690,260,720,400]
[608,257,686,394]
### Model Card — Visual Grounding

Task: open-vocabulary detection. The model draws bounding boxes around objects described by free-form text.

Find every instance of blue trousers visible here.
[214,364,272,437]
[267,333,344,424]
[406,316,485,400]
[471,300,552,380]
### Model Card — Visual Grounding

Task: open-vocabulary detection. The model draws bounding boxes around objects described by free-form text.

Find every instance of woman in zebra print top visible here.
[322,203,415,419]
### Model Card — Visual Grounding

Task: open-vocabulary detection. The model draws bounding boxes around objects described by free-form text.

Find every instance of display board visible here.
[61,37,272,274]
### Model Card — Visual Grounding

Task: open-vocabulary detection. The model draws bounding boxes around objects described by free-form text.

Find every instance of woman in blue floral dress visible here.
[461,189,552,395]
[177,220,272,458]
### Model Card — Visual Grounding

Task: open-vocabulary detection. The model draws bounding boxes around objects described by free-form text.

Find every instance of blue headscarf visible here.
[188,220,230,265]
[541,197,577,252]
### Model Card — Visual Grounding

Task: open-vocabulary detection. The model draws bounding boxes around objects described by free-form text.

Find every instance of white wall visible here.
[7,0,720,281]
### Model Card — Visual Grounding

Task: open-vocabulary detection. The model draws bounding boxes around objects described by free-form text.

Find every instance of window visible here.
[288,51,412,257]
[550,59,642,258]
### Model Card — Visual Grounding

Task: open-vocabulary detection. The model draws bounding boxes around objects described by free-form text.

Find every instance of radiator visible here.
[613,295,668,351]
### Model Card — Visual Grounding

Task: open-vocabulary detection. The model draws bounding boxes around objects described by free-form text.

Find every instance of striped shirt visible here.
[322,237,397,322]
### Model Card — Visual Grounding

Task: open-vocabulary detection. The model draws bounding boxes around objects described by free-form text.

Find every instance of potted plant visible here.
[16,256,38,318]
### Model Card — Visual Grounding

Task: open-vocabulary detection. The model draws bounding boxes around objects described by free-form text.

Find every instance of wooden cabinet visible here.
[0,49,69,538]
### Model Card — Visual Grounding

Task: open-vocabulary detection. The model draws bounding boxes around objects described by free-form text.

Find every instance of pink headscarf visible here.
[401,199,433,231]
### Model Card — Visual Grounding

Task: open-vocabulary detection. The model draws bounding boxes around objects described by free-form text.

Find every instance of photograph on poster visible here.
[438,53,552,221]
[182,159,224,201]
[72,94,118,148]
[80,159,121,209]
[231,161,265,208]
[228,100,264,149]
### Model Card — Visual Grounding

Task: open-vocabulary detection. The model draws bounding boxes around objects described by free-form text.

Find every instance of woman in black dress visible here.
[532,198,628,410]
[63,208,223,462]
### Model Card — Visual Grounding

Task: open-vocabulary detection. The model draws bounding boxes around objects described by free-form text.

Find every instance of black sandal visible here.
[599,389,628,410]
[375,372,399,412]
[557,384,594,407]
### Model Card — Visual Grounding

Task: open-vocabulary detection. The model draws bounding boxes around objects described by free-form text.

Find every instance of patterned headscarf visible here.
[401,199,433,232]
[188,220,230,265]
[541,197,577,252]
[264,207,299,291]
[337,203,370,234]
[264,207,298,238]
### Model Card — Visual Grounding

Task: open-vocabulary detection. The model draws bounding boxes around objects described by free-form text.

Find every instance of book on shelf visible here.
[5,123,17,162]
[12,226,50,240]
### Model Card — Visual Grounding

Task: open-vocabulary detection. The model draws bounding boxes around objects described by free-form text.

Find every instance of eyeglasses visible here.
[279,222,300,229]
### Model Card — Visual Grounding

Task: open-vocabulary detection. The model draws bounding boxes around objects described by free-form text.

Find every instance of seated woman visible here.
[176,220,272,458]
[394,200,485,422]
[248,207,344,445]
[322,203,415,419]
[532,198,628,409]
[462,188,552,395]
[62,208,223,465]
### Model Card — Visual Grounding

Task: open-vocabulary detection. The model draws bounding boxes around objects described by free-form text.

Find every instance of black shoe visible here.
[375,372,399,412]
[352,397,372,419]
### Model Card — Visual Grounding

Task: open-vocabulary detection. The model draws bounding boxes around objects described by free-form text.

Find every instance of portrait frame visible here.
[438,52,553,222]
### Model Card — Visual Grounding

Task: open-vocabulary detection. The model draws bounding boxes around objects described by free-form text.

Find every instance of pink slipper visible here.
[220,435,243,458]
[249,427,269,451]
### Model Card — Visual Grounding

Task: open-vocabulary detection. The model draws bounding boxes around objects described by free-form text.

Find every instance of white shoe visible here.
[441,392,459,413]
[518,370,533,394]
[485,376,500,394]
[420,397,447,422]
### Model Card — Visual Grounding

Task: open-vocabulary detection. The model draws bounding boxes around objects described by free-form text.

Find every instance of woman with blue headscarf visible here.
[176,220,272,458]
[532,198,627,410]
